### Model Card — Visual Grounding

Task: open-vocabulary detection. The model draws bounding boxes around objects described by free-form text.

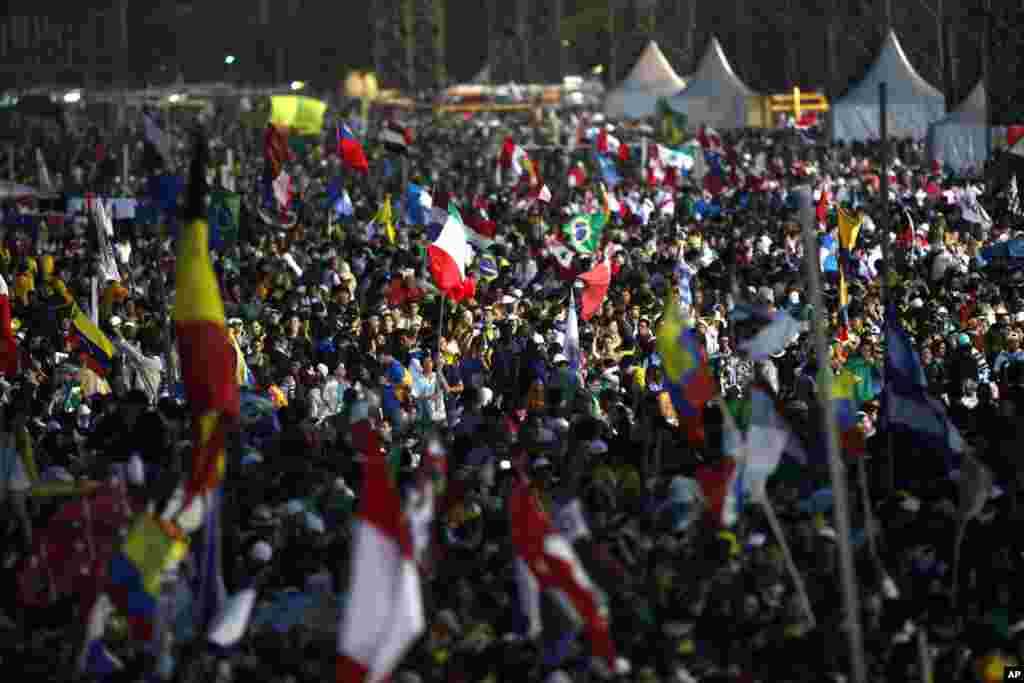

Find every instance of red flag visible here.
[337,125,369,175]
[816,187,830,223]
[509,476,616,668]
[263,124,292,179]
[0,275,19,377]
[579,260,612,321]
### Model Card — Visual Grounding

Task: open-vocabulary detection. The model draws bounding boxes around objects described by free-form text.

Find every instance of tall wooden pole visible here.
[798,185,868,683]
[982,0,993,162]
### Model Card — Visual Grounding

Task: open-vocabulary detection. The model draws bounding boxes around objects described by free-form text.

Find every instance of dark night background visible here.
[1,1,1022,121]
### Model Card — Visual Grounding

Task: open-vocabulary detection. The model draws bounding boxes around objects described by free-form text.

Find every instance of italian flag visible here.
[428,205,476,302]
[337,419,424,682]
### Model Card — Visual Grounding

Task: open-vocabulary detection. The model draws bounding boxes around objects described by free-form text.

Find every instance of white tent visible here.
[603,41,687,120]
[928,82,997,174]
[832,31,945,142]
[665,36,755,130]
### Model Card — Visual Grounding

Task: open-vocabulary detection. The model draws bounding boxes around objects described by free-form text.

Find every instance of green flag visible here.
[657,98,687,146]
[562,211,607,254]
[208,191,241,249]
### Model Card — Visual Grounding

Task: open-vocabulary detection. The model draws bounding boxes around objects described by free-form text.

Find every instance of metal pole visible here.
[982,0,992,164]
[879,81,895,494]
[798,185,868,683]
[7,144,14,181]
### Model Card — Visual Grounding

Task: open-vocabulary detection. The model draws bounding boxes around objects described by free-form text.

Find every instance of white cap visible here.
[552,353,568,364]
[250,540,273,563]
[109,315,122,327]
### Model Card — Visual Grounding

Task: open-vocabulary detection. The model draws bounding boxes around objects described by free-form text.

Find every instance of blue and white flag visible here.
[882,312,966,470]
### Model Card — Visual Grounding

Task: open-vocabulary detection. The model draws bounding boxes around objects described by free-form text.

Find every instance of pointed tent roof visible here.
[676,36,755,98]
[603,41,687,119]
[837,31,943,104]
[948,80,986,123]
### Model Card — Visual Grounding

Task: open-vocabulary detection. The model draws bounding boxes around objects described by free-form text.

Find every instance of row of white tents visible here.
[604,33,1001,173]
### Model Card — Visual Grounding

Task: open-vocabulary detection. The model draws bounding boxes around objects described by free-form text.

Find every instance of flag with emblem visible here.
[562,211,607,255]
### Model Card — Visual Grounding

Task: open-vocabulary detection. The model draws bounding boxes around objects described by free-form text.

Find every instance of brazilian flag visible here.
[657,98,687,146]
[562,211,607,255]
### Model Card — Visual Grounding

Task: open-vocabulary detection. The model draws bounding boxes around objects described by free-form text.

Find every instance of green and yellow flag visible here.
[270,95,327,136]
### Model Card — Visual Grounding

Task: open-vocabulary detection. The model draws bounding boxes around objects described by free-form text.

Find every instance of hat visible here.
[552,353,568,365]
[109,315,122,327]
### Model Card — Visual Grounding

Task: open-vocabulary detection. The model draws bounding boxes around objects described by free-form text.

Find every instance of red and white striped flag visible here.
[337,418,424,683]
[509,476,616,668]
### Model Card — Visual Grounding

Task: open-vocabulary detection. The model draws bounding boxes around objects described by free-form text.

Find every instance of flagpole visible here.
[761,496,816,628]
[437,295,446,354]
[879,81,896,495]
[798,184,868,683]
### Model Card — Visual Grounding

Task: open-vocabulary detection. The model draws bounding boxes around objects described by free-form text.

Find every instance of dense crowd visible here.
[0,101,1022,683]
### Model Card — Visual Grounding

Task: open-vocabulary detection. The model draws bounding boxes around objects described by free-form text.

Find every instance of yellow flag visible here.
[381,195,395,244]
[270,96,327,136]
[837,208,862,251]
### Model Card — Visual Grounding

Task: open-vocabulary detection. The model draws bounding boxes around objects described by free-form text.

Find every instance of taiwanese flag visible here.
[337,125,369,175]
[175,131,241,513]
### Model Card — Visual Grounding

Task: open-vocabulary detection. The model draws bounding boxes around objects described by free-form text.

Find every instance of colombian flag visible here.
[175,137,241,513]
[657,296,716,444]
[71,304,115,376]
[107,513,189,642]
[826,367,865,455]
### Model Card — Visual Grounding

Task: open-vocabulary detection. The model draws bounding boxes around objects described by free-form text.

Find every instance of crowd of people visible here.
[0,98,1022,683]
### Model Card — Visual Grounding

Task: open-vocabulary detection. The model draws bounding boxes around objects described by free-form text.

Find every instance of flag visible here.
[596,129,630,162]
[92,200,121,283]
[657,296,716,424]
[337,125,369,175]
[655,143,696,173]
[509,476,616,668]
[0,275,18,377]
[565,290,580,373]
[837,208,862,251]
[272,171,293,212]
[501,137,538,185]
[78,594,122,679]
[428,205,474,299]
[733,303,801,361]
[194,488,227,634]
[657,98,686,145]
[816,187,830,223]
[107,514,189,643]
[263,124,292,180]
[208,588,258,648]
[744,387,803,499]
[72,303,115,376]
[405,183,432,225]
[596,155,621,187]
[568,163,587,188]
[378,120,413,154]
[1009,175,1022,218]
[174,136,241,513]
[882,311,966,469]
[208,191,241,250]
[562,212,607,255]
[337,419,424,683]
[695,455,740,527]
[373,195,395,244]
[270,95,327,136]
[579,259,611,321]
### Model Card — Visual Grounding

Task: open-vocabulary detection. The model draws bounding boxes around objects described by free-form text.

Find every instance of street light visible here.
[63,90,82,104]
[224,55,236,65]
[290,81,305,91]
